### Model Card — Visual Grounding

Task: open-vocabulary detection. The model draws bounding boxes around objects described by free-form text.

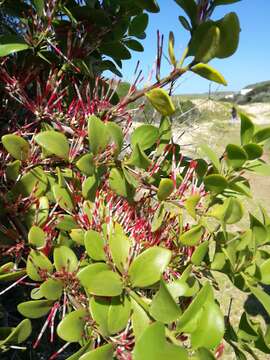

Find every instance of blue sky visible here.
[120,0,270,94]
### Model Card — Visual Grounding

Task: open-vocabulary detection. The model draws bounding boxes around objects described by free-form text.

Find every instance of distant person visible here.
[231,106,237,123]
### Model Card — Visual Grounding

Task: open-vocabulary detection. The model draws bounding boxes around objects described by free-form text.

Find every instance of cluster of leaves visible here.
[2,0,270,359]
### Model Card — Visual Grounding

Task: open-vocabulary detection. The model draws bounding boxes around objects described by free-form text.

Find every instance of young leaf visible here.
[128,247,172,287]
[146,88,175,116]
[35,131,70,160]
[57,308,88,342]
[26,249,53,281]
[109,223,130,273]
[2,134,29,161]
[157,178,174,201]
[54,245,78,272]
[168,31,176,66]
[191,63,227,85]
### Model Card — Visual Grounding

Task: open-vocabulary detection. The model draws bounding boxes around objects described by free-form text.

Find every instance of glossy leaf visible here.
[191,63,227,85]
[26,249,53,281]
[0,35,30,57]
[179,225,204,246]
[54,245,78,272]
[133,322,188,360]
[80,344,114,360]
[109,223,130,273]
[76,153,95,176]
[89,297,110,336]
[88,115,109,154]
[77,263,123,296]
[157,178,174,201]
[131,124,159,150]
[57,308,88,342]
[18,300,53,319]
[2,134,29,161]
[35,131,69,160]
[226,144,247,169]
[150,279,181,323]
[84,229,106,261]
[146,88,175,116]
[128,247,171,287]
[40,278,63,300]
[129,13,149,37]
[28,225,45,248]
[167,265,200,298]
[108,296,131,334]
[204,174,228,193]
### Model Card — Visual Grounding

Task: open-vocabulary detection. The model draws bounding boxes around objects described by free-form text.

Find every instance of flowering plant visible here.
[1,1,270,359]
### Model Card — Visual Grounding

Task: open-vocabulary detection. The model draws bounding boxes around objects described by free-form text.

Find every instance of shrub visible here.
[1,1,270,360]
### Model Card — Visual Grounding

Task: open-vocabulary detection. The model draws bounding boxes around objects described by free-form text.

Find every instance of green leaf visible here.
[214,0,241,5]
[13,166,48,198]
[0,269,26,282]
[109,223,130,273]
[35,131,70,160]
[52,184,74,211]
[2,134,29,161]
[28,225,45,248]
[36,196,49,226]
[191,241,209,265]
[131,298,150,340]
[167,265,200,298]
[189,22,220,63]
[66,341,92,360]
[33,0,45,16]
[215,12,241,59]
[260,259,270,284]
[175,0,197,26]
[131,124,159,150]
[208,197,244,224]
[101,42,131,60]
[106,122,123,155]
[128,247,172,287]
[151,204,166,232]
[178,15,192,31]
[55,214,79,231]
[168,31,176,66]
[84,229,106,261]
[108,296,131,334]
[191,63,227,85]
[88,115,109,155]
[200,144,220,171]
[18,300,53,319]
[146,89,175,116]
[249,284,270,316]
[157,178,174,201]
[177,282,213,331]
[6,160,21,181]
[133,322,188,360]
[127,143,151,169]
[129,13,149,37]
[135,0,160,13]
[226,144,247,169]
[243,144,263,160]
[250,214,268,246]
[76,153,95,176]
[80,344,114,360]
[253,127,270,144]
[204,174,228,193]
[77,263,123,296]
[237,312,259,342]
[89,297,110,336]
[184,194,200,219]
[54,245,78,272]
[26,249,53,281]
[57,308,88,342]
[150,279,181,323]
[125,39,144,52]
[0,35,30,57]
[0,319,32,346]
[70,228,85,246]
[82,175,98,201]
[240,113,254,145]
[179,225,204,246]
[109,168,130,198]
[193,348,216,360]
[40,278,63,300]
[191,301,224,349]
